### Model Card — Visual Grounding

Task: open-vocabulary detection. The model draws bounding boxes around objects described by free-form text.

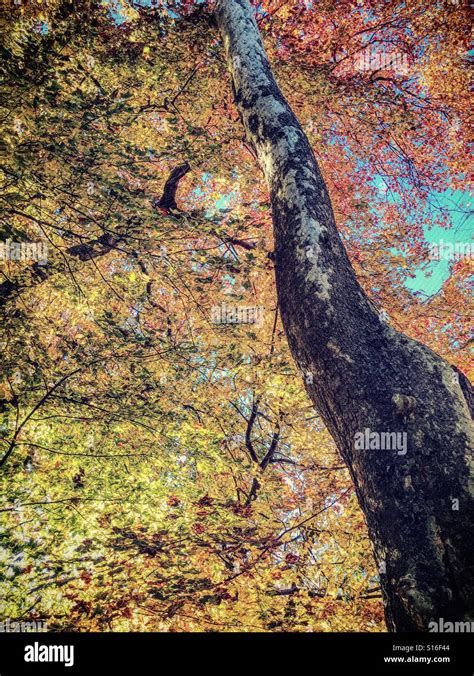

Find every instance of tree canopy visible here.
[0,0,471,632]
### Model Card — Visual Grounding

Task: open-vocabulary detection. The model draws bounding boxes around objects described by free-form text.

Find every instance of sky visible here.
[405,190,472,298]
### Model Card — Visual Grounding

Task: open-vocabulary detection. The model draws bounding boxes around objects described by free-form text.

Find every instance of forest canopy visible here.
[0,0,471,632]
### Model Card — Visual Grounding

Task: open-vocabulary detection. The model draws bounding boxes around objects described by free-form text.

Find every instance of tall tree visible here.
[1,0,471,634]
[215,0,473,632]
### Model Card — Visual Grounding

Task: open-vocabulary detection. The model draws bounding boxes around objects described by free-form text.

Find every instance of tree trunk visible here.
[215,0,473,632]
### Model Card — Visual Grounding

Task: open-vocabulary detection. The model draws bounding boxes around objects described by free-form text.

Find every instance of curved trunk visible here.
[215,0,474,631]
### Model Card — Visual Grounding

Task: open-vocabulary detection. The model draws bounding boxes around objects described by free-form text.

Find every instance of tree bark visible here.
[215,0,473,632]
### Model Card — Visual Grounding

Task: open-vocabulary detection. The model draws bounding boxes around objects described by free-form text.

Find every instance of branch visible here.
[0,366,85,468]
[155,162,191,211]
[244,399,260,463]
[0,164,191,309]
[260,423,280,470]
[224,236,257,251]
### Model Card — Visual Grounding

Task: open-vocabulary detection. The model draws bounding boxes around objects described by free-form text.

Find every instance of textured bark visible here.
[215,0,474,631]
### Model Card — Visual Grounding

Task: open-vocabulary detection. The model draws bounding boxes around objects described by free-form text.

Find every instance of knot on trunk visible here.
[392,393,417,422]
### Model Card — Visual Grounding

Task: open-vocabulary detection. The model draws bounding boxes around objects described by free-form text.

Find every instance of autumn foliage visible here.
[0,0,470,631]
